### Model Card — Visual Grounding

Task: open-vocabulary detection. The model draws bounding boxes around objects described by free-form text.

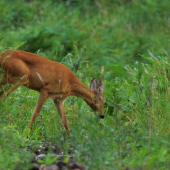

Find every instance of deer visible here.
[0,50,105,136]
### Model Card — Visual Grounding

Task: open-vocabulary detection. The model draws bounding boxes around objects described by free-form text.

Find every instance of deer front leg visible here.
[53,99,70,136]
[28,88,49,128]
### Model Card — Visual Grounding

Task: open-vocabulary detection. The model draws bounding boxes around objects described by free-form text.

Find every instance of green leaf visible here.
[63,156,69,164]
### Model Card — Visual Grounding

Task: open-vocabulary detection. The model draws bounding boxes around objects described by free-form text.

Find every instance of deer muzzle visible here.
[99,114,104,119]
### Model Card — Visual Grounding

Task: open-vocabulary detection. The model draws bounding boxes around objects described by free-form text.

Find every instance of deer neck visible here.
[70,79,95,105]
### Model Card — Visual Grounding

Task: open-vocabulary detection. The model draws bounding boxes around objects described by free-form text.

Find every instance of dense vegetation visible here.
[0,0,170,169]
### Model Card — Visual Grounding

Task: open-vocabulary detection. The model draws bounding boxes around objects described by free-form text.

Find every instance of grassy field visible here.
[1,0,170,169]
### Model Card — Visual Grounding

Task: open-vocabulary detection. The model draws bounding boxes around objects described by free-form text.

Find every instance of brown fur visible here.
[0,50,105,136]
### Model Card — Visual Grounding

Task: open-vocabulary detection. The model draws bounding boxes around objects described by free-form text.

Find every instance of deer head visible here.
[90,78,105,119]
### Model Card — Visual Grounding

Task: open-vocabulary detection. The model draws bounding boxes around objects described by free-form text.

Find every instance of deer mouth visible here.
[99,115,104,119]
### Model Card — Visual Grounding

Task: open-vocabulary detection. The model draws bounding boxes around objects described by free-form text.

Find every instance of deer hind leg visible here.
[0,72,29,101]
[28,88,49,129]
[0,74,8,98]
[0,59,30,101]
[53,99,70,136]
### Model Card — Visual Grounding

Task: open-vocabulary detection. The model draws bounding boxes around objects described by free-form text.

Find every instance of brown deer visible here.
[0,50,105,135]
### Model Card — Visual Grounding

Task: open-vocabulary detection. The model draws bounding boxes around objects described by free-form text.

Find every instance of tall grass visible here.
[1,0,170,169]
[1,44,170,169]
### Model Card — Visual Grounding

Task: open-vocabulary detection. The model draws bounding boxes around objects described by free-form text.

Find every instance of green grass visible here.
[0,124,33,170]
[1,0,170,169]
[1,48,170,169]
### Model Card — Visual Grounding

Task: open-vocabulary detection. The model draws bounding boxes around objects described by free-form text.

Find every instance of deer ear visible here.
[90,78,97,91]
[96,78,104,94]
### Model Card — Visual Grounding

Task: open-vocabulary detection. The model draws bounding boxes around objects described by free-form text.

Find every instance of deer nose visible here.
[100,115,104,119]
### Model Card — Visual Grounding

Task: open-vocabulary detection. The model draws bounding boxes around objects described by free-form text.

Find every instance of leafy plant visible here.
[38,152,59,166]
